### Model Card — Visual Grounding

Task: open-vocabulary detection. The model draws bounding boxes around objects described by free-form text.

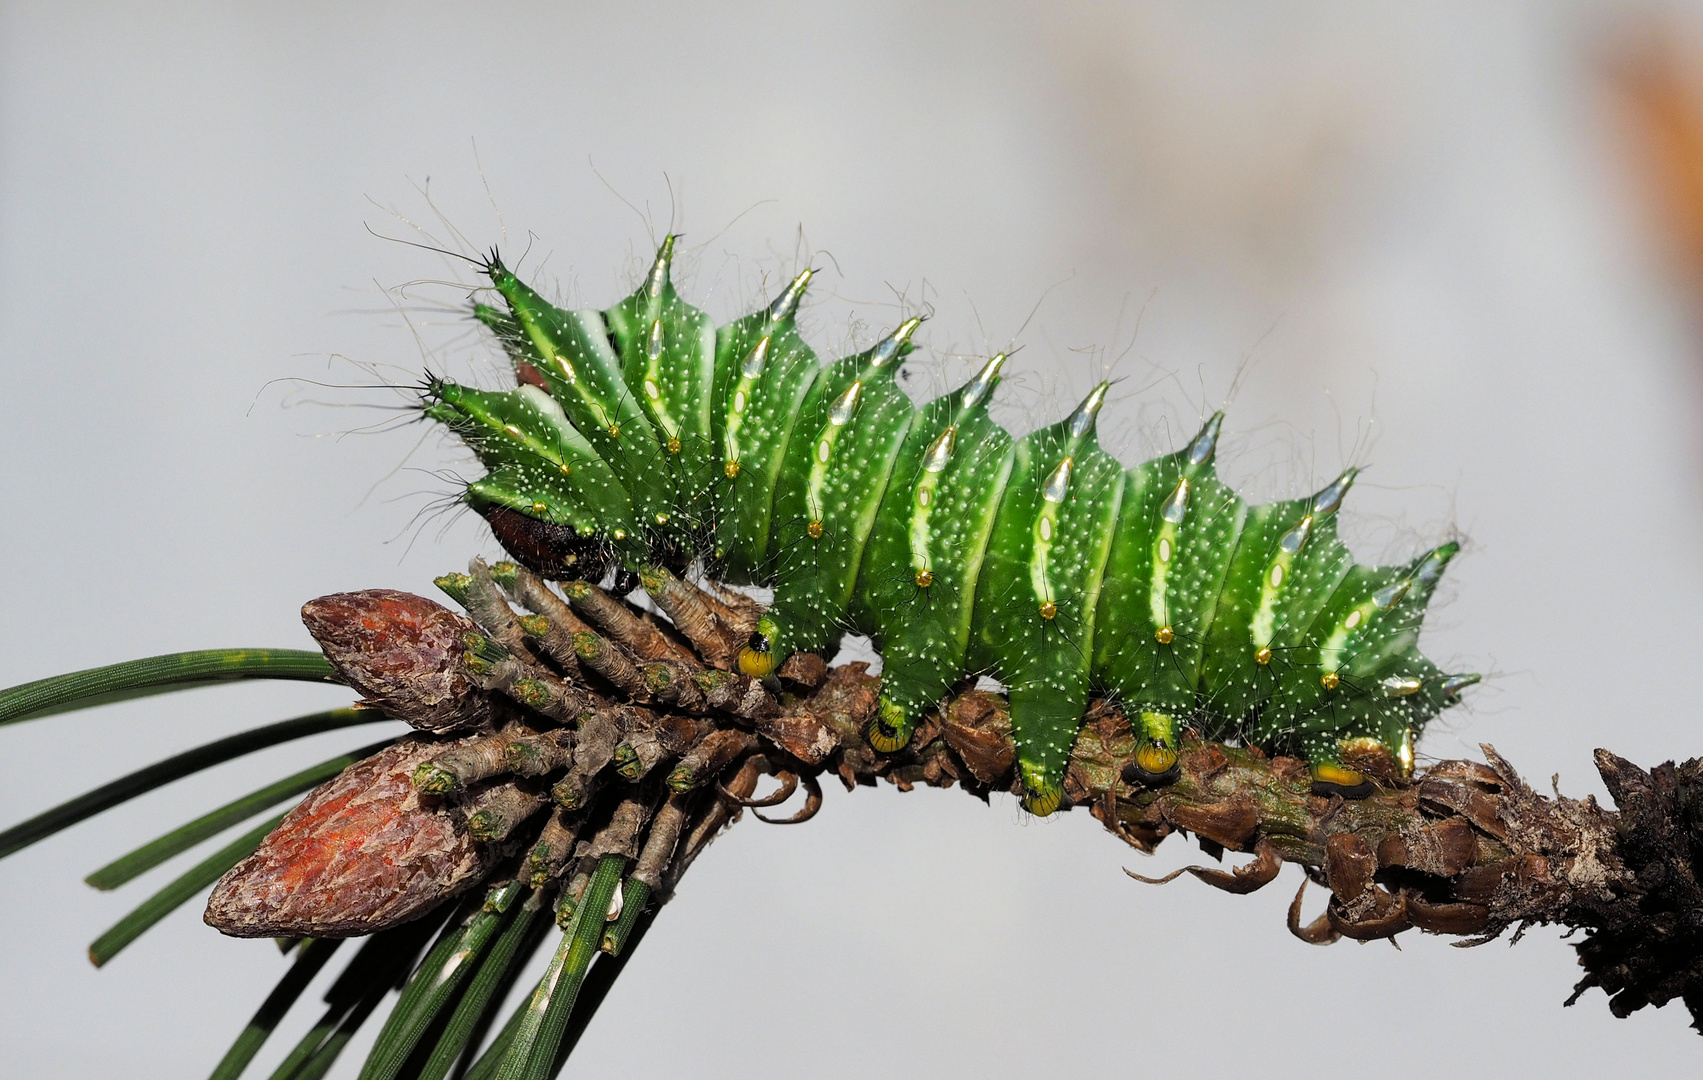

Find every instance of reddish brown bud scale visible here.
[302,590,494,733]
[205,737,495,937]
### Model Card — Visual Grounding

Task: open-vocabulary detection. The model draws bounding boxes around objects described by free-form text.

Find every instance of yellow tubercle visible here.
[866,699,912,754]
[1134,742,1178,777]
[1022,785,1063,817]
[738,620,783,679]
[737,645,781,679]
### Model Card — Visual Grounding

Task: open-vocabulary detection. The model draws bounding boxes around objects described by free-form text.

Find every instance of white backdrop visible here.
[4,2,1702,1076]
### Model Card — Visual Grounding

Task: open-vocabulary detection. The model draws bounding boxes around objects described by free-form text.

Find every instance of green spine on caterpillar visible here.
[423,380,636,551]
[970,382,1124,815]
[757,317,922,660]
[709,268,821,582]
[602,236,721,544]
[860,352,1015,753]
[1195,466,1360,724]
[1266,540,1465,779]
[482,257,675,557]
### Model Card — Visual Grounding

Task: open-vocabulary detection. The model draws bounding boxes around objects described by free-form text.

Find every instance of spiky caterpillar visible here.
[427,236,1479,815]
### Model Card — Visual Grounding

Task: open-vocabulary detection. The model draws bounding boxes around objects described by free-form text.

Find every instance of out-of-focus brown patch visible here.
[1610,36,1703,279]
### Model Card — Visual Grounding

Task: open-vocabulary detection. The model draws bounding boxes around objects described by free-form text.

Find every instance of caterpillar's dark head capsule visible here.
[476,503,610,582]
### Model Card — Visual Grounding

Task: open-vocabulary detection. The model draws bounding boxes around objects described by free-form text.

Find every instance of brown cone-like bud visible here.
[205,736,494,937]
[302,589,493,732]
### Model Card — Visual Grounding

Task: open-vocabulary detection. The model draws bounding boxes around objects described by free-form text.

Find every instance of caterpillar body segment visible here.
[967,384,1126,814]
[861,353,1015,754]
[482,259,678,557]
[760,318,921,659]
[1194,469,1359,725]
[1090,413,1243,776]
[423,381,636,578]
[1260,541,1463,786]
[602,236,721,538]
[430,239,1477,814]
[709,268,821,582]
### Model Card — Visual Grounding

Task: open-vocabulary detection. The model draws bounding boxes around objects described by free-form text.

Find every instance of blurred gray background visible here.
[5,1,1703,1076]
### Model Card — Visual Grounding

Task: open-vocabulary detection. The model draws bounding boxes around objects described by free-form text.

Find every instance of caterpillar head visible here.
[473,502,613,582]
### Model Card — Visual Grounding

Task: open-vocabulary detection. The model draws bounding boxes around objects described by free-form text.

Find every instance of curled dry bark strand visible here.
[235,564,1703,1031]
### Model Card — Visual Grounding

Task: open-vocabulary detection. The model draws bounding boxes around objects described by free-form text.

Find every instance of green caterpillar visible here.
[426,236,1478,814]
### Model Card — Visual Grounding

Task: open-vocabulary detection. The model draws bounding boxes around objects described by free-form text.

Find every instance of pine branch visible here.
[14,568,1694,1080]
[291,569,1703,1038]
[782,664,1701,1026]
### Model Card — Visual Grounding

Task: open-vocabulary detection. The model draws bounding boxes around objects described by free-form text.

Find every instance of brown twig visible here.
[294,581,1703,1031]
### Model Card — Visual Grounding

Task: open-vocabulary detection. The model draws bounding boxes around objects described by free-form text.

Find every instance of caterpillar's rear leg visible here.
[1303,735,1376,799]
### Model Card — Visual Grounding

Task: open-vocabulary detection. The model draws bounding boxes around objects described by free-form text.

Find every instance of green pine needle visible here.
[0,708,389,862]
[495,855,624,1080]
[264,912,452,1080]
[86,738,397,891]
[417,893,550,1080]
[600,879,649,957]
[207,938,344,1080]
[265,1003,343,1080]
[357,880,525,1080]
[88,811,287,967]
[0,649,338,726]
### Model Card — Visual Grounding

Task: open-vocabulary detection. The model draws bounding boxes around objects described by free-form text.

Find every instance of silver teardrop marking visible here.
[924,426,957,473]
[960,353,1007,412]
[1279,514,1313,554]
[741,335,771,378]
[1442,673,1482,697]
[1416,543,1459,586]
[1372,579,1411,609]
[1161,477,1190,524]
[646,319,665,362]
[870,317,923,369]
[1382,675,1423,698]
[768,267,813,324]
[1042,456,1074,503]
[829,382,862,426]
[647,235,676,300]
[1312,467,1358,517]
[1067,383,1110,441]
[1187,412,1225,466]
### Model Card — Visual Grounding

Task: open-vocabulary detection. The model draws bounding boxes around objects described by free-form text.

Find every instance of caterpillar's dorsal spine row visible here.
[427,237,1479,814]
